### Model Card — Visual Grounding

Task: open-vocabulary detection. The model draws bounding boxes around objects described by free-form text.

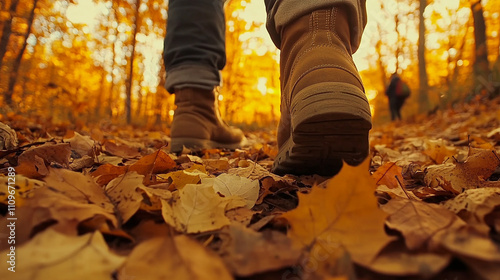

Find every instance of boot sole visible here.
[170,137,243,154]
[272,82,372,176]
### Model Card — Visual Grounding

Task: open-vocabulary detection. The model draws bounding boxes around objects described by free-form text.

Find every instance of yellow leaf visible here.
[283,158,393,267]
[161,182,245,233]
[104,172,145,223]
[0,229,125,280]
[118,235,232,280]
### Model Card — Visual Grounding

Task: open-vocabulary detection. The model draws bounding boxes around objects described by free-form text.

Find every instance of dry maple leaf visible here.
[118,235,232,280]
[372,162,403,190]
[161,181,246,233]
[0,229,125,280]
[283,159,393,267]
[424,149,500,194]
[382,197,461,250]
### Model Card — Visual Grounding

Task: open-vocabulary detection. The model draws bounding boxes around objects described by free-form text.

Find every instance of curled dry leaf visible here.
[221,223,301,277]
[104,172,146,224]
[16,143,72,177]
[283,159,393,267]
[382,197,463,250]
[163,164,209,189]
[66,132,95,157]
[442,188,500,235]
[424,149,500,194]
[0,122,18,150]
[0,229,125,280]
[161,181,246,233]
[118,235,232,280]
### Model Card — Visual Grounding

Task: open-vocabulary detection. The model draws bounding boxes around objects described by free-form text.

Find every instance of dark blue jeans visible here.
[163,0,366,92]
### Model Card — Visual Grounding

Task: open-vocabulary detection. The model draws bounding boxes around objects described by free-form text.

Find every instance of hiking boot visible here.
[272,7,372,176]
[170,87,245,153]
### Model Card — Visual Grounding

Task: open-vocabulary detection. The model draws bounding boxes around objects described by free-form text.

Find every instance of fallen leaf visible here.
[164,164,209,189]
[283,159,393,267]
[118,235,232,280]
[0,122,18,150]
[369,241,451,277]
[66,132,95,157]
[0,175,44,206]
[208,173,259,208]
[424,149,500,194]
[0,229,125,280]
[442,188,500,234]
[161,181,245,233]
[102,140,141,158]
[91,164,128,185]
[372,162,403,190]
[423,139,457,164]
[382,197,462,250]
[18,142,72,167]
[104,172,146,224]
[221,223,301,276]
[129,149,176,176]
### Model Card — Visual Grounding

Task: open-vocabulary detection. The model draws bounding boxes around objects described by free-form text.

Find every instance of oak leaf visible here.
[283,159,393,267]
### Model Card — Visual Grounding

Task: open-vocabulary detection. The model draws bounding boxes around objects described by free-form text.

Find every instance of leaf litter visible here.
[0,97,500,279]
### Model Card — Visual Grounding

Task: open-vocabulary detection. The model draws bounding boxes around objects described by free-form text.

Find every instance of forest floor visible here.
[0,96,499,280]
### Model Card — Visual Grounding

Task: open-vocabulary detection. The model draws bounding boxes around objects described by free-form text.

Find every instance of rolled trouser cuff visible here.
[165,64,221,93]
[266,0,366,53]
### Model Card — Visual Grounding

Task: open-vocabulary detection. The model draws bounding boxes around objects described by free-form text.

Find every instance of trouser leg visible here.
[163,0,226,92]
[264,0,367,52]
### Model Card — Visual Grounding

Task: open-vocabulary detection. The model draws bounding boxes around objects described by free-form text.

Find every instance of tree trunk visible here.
[470,0,490,80]
[125,0,141,124]
[0,0,20,72]
[5,0,37,107]
[418,0,430,112]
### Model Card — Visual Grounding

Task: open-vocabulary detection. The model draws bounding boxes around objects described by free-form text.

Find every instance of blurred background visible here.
[0,0,499,129]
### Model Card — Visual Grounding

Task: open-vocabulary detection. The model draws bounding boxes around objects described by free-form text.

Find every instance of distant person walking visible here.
[385,73,410,121]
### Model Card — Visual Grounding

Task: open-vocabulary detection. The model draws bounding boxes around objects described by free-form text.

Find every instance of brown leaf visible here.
[443,188,500,235]
[382,197,463,250]
[65,132,95,157]
[102,140,141,158]
[221,223,301,277]
[0,122,18,150]
[118,235,232,280]
[104,172,145,224]
[369,241,451,277]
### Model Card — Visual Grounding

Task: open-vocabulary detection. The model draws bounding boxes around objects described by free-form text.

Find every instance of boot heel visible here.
[272,82,372,176]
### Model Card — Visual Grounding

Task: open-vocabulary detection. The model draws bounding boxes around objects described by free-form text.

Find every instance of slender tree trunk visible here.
[418,0,430,112]
[0,0,19,72]
[107,3,119,119]
[125,0,141,124]
[5,0,37,106]
[470,0,490,80]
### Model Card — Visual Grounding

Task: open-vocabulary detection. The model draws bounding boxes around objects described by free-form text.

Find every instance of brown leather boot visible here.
[272,7,372,176]
[170,88,245,153]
